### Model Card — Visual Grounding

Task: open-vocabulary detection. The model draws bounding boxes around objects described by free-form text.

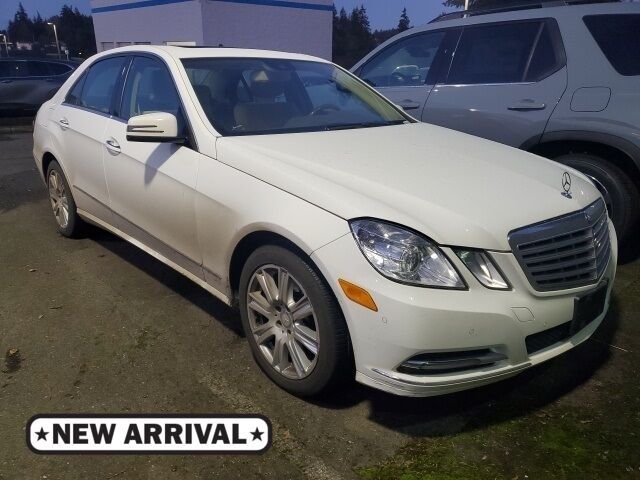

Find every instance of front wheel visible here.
[239,245,351,397]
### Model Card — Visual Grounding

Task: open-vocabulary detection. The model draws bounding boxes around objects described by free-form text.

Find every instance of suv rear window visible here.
[447,20,560,85]
[584,14,640,76]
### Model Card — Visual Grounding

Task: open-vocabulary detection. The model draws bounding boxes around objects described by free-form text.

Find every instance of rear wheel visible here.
[46,160,83,237]
[239,245,351,397]
[555,153,639,244]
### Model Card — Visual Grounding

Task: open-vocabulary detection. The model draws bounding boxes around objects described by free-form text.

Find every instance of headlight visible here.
[349,219,466,289]
[454,249,510,290]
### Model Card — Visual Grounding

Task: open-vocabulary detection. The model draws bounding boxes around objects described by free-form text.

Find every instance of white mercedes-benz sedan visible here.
[33,46,616,397]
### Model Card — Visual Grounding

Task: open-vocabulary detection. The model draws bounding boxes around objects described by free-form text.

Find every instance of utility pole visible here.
[464,0,470,10]
[47,22,61,59]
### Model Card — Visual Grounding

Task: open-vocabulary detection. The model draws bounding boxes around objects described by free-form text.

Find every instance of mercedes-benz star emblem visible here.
[561,172,572,199]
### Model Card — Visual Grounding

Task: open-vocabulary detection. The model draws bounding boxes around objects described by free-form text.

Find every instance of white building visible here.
[90,0,333,59]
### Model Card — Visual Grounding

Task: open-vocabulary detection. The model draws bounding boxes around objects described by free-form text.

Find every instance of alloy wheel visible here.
[246,265,320,380]
[48,170,69,229]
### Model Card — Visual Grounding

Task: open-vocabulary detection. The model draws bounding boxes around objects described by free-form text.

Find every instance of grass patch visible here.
[358,399,639,480]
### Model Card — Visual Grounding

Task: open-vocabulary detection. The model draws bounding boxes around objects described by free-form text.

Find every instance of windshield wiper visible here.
[324,120,407,131]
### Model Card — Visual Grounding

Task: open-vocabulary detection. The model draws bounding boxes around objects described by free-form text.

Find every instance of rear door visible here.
[25,61,72,108]
[54,55,128,221]
[356,29,455,115]
[0,60,32,110]
[423,19,567,148]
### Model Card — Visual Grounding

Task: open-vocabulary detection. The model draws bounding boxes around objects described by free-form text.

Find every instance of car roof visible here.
[425,1,639,29]
[351,1,639,72]
[0,57,78,66]
[94,45,330,64]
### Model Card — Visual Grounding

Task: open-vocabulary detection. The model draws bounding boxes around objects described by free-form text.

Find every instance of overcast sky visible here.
[1,0,457,31]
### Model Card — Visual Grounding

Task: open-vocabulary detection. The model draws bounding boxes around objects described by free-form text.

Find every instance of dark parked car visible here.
[0,58,78,116]
[352,1,640,244]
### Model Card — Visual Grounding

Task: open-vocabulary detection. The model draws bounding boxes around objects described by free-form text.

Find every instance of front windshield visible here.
[181,57,410,136]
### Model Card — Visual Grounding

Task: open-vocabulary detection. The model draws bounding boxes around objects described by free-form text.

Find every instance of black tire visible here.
[239,245,352,397]
[555,153,639,244]
[46,160,84,238]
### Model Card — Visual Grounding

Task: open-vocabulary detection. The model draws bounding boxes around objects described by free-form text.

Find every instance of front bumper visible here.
[311,222,617,397]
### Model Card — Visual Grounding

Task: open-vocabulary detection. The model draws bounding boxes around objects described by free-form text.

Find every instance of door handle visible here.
[105,138,121,155]
[508,100,546,111]
[59,117,69,130]
[397,101,422,111]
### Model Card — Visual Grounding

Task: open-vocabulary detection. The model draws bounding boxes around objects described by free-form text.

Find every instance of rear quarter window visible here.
[584,14,640,76]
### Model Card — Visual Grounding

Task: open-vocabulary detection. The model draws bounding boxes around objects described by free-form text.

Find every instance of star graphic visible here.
[35,427,49,441]
[250,428,264,441]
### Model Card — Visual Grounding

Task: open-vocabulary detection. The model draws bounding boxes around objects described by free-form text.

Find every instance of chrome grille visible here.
[509,199,611,291]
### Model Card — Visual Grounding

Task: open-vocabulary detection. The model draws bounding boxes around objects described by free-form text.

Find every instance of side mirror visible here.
[126,112,184,144]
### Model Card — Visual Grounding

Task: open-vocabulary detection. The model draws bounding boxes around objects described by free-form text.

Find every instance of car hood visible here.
[216,123,601,251]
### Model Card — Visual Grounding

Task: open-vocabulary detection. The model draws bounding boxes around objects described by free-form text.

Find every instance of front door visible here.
[357,29,453,116]
[102,55,203,279]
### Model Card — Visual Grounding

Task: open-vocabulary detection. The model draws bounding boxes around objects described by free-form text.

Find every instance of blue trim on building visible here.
[92,0,332,14]
[211,0,332,11]
[92,0,193,13]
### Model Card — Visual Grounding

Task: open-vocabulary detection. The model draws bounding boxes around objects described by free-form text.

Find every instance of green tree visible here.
[31,12,53,46]
[331,4,375,68]
[398,7,410,32]
[54,5,96,57]
[332,6,350,66]
[8,2,33,42]
[5,3,96,58]
[347,5,375,65]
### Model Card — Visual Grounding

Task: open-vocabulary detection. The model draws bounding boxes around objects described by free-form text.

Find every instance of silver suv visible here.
[352,1,640,244]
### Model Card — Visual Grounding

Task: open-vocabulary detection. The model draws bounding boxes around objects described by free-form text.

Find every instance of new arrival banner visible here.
[27,414,271,454]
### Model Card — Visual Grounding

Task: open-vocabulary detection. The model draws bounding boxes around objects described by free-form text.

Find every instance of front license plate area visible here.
[571,282,608,335]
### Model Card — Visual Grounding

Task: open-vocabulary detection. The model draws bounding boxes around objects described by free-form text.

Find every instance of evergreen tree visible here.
[55,5,96,57]
[348,5,375,66]
[5,3,96,58]
[331,4,375,68]
[8,3,33,42]
[398,8,410,32]
[31,12,52,46]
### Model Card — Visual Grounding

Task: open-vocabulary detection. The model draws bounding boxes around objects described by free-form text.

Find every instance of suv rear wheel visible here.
[556,153,639,244]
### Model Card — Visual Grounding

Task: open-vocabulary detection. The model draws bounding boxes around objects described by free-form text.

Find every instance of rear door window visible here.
[66,74,86,106]
[0,61,29,78]
[584,14,640,76]
[448,21,545,84]
[0,62,11,77]
[79,56,127,114]
[28,61,51,77]
[525,23,561,82]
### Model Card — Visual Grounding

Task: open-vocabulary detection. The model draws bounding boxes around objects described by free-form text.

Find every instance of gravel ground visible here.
[1,133,638,480]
